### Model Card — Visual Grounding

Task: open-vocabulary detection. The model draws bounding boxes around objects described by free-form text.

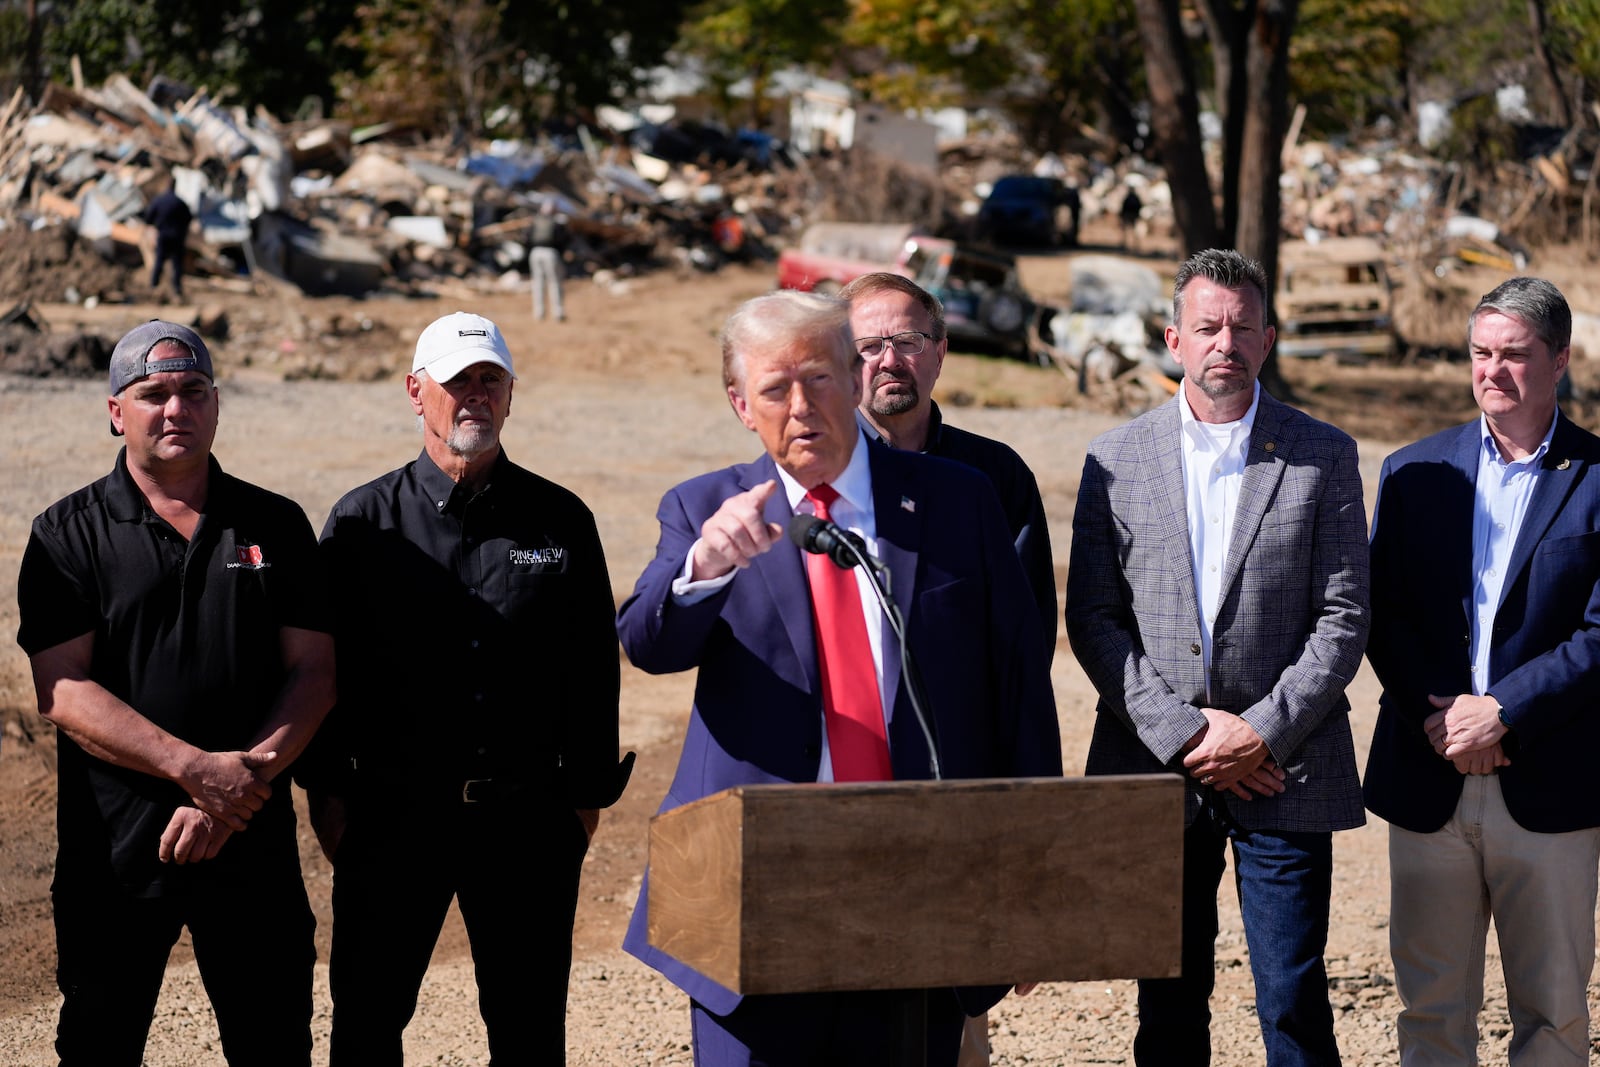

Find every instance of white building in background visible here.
[634,63,947,169]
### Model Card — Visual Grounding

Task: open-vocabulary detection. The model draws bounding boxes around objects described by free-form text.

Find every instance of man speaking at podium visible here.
[617,289,1062,1066]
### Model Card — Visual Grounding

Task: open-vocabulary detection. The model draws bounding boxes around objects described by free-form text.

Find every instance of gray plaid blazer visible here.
[1066,391,1369,832]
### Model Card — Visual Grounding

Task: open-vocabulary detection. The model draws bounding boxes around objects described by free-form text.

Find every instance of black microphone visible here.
[788,514,872,570]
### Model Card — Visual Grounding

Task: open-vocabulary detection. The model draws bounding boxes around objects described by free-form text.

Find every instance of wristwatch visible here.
[1492,700,1512,732]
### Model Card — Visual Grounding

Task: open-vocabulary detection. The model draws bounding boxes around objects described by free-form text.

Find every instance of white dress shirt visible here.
[1179,382,1260,702]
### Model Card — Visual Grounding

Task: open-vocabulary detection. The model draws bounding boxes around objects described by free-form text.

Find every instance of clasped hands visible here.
[160,748,281,865]
[1181,708,1285,800]
[1423,693,1510,776]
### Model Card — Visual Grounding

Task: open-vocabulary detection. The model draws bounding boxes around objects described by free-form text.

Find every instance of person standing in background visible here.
[529,200,569,322]
[141,179,193,300]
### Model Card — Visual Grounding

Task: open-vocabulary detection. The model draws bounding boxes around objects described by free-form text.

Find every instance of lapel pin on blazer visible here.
[900,495,916,513]
[1557,458,1571,470]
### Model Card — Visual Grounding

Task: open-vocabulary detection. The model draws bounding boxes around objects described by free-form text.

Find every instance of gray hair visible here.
[838,272,947,342]
[1172,248,1271,330]
[1468,276,1571,355]
[721,289,857,390]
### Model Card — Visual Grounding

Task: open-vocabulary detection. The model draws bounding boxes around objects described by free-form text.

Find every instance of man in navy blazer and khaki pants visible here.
[1067,249,1370,1066]
[1364,277,1600,1065]
[617,289,1062,1066]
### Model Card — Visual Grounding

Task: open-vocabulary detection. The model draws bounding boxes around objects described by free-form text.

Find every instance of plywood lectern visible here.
[647,773,1182,995]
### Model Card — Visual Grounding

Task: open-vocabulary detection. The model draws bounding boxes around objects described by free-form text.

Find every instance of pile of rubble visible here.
[1278,105,1600,275]
[5,65,1596,383]
[0,73,850,312]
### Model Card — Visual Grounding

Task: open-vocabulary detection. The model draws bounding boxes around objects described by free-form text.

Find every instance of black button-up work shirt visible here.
[876,401,1058,660]
[315,449,628,808]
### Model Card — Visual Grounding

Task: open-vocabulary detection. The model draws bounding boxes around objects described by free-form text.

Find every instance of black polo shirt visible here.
[314,448,629,809]
[17,449,331,897]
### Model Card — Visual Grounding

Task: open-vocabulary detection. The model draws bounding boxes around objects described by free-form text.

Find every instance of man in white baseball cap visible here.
[410,310,516,383]
[308,310,632,1065]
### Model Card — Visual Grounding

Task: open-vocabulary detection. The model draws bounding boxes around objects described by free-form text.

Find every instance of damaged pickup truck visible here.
[776,222,1044,362]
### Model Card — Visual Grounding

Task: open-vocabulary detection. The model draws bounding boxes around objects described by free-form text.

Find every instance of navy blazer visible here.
[1364,413,1600,834]
[616,437,1062,1015]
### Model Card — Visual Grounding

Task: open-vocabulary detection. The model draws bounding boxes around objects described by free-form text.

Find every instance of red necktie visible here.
[803,485,892,781]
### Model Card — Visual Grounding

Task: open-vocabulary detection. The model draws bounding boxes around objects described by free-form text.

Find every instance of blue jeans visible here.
[1134,803,1341,1066]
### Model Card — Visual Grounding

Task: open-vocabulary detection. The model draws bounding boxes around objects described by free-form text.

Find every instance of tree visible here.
[675,0,848,126]
[335,0,694,134]
[841,0,1144,153]
[497,0,693,118]
[335,0,510,135]
[1552,0,1600,112]
[1289,0,1410,139]
[1131,0,1298,391]
[42,0,361,117]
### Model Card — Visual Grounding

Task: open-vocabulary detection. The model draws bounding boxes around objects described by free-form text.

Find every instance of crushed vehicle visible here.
[976,174,1080,248]
[776,222,1044,362]
[775,222,919,293]
[902,238,1042,362]
[1275,237,1396,360]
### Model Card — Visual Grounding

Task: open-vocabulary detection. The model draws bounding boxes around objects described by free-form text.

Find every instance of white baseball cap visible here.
[412,312,517,382]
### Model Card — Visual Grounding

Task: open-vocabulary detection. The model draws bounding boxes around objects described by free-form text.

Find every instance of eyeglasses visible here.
[854,331,933,359]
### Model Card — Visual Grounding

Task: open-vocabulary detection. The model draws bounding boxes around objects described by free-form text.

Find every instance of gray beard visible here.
[447,423,497,457]
[1192,359,1252,399]
[868,376,920,417]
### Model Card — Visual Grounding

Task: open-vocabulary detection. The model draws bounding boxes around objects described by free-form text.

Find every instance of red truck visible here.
[777,222,1046,363]
[775,222,919,292]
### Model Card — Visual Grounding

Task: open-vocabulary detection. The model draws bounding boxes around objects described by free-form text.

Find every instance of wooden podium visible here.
[647,773,1183,995]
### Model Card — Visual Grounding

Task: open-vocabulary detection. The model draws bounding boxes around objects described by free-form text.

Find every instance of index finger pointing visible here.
[746,479,779,507]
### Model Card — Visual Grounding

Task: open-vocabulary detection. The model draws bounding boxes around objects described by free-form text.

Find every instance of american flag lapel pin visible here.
[900,496,915,513]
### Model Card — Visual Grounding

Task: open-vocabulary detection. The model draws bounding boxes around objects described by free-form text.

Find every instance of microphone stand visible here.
[831,532,936,1067]
[832,533,942,782]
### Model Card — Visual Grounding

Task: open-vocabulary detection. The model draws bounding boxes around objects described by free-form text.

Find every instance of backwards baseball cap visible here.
[412,312,516,383]
[109,320,214,396]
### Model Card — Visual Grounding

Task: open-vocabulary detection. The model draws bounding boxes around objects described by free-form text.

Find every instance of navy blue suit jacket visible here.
[1364,413,1600,834]
[616,438,1062,1015]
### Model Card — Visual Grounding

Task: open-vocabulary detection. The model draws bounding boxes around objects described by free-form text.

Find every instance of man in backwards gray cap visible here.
[15,320,336,1067]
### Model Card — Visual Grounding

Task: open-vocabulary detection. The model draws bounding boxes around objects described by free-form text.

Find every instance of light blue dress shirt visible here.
[1471,410,1558,696]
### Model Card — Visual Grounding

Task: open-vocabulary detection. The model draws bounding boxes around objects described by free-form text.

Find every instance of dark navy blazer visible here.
[1365,413,1600,834]
[616,437,1062,1015]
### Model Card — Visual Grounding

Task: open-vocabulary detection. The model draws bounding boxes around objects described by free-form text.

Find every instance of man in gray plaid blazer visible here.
[1066,249,1370,1066]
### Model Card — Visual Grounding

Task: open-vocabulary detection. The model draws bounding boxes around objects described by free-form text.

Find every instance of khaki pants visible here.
[1389,775,1600,1066]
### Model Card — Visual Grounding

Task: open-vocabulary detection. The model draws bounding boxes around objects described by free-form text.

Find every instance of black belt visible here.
[350,761,541,804]
[459,778,532,804]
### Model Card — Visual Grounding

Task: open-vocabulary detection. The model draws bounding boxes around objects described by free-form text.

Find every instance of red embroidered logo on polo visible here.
[226,542,270,570]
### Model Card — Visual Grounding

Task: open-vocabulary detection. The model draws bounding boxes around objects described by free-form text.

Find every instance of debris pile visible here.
[0,74,839,312]
[4,66,1599,393]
